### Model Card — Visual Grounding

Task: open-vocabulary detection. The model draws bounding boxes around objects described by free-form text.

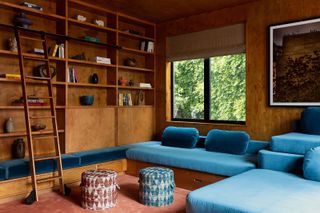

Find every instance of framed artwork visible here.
[269,17,320,106]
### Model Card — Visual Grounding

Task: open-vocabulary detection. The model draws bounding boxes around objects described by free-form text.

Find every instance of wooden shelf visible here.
[118,65,154,72]
[120,47,154,55]
[66,106,117,109]
[118,30,155,41]
[0,78,66,86]
[0,129,65,138]
[67,82,116,88]
[118,105,154,108]
[0,2,65,21]
[0,106,65,110]
[68,58,116,68]
[68,18,117,33]
[68,0,116,16]
[0,50,66,61]
[118,86,153,90]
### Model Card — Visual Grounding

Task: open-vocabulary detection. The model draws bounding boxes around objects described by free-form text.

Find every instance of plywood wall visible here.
[155,0,320,141]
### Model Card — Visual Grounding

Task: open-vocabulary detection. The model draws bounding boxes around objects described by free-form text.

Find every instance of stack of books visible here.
[12,96,48,106]
[138,83,152,88]
[95,56,111,64]
[0,74,21,80]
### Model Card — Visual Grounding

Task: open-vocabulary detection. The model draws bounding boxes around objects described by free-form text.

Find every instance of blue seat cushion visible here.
[0,166,5,180]
[187,169,320,213]
[60,154,80,170]
[246,140,269,154]
[126,144,256,177]
[259,150,303,174]
[271,132,320,154]
[205,129,250,155]
[304,146,320,182]
[0,159,56,180]
[300,107,320,135]
[161,126,199,148]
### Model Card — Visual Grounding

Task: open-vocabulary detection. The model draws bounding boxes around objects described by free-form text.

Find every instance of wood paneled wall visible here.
[155,0,320,141]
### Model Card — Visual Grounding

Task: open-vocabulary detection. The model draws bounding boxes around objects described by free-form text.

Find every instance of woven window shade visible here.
[166,23,245,61]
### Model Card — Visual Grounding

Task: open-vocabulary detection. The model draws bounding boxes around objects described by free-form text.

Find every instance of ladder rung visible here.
[30,116,54,119]
[20,36,45,42]
[25,76,50,80]
[34,155,60,162]
[32,135,57,140]
[23,56,49,62]
[37,175,62,183]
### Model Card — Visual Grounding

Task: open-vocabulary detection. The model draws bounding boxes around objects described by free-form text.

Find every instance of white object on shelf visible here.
[94,19,104,27]
[95,56,111,64]
[139,83,152,88]
[76,15,87,22]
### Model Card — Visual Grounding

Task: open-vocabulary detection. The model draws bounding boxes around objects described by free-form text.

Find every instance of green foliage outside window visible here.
[173,53,246,122]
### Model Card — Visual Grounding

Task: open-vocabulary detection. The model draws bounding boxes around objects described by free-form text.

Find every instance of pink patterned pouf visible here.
[81,169,119,210]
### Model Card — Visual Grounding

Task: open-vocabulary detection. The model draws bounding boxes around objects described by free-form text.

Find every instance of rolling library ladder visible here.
[15,27,68,204]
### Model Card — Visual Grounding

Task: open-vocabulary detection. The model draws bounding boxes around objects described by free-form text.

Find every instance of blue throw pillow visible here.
[205,129,250,155]
[303,146,320,182]
[300,107,320,135]
[161,126,199,148]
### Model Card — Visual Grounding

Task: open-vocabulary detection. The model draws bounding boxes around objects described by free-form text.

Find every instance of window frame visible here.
[171,56,246,125]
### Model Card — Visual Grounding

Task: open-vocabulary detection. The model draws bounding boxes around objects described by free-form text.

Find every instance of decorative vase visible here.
[13,12,33,28]
[8,36,17,52]
[90,73,99,84]
[4,118,14,133]
[12,138,25,159]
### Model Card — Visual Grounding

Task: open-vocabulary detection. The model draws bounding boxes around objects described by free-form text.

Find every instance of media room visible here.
[0,0,320,213]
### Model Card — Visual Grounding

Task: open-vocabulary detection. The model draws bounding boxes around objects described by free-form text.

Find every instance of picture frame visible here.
[269,17,320,106]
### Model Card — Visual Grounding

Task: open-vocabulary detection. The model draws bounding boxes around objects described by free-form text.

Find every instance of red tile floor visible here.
[0,175,189,213]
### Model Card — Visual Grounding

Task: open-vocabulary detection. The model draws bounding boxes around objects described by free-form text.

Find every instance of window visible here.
[172,53,246,123]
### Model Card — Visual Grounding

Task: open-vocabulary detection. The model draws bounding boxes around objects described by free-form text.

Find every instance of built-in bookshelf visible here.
[0,0,156,159]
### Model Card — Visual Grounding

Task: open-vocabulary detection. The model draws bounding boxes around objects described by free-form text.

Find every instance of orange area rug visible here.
[0,175,189,213]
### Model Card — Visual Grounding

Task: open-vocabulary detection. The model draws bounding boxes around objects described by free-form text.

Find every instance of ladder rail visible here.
[15,29,39,201]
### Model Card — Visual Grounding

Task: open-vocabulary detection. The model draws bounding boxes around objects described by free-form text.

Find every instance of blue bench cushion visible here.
[205,129,250,155]
[258,150,303,174]
[126,143,256,177]
[246,140,269,154]
[304,146,320,182]
[0,166,5,180]
[187,169,320,213]
[61,154,80,169]
[162,126,199,148]
[271,132,320,154]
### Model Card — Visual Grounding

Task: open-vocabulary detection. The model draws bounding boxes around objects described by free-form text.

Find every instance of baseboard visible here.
[0,159,127,202]
[126,159,226,190]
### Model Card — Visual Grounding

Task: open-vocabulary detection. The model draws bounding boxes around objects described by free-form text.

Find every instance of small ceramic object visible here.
[118,77,128,86]
[76,15,86,22]
[124,58,136,67]
[90,73,99,84]
[14,12,32,28]
[80,95,94,105]
[12,138,25,159]
[4,117,14,133]
[94,19,104,27]
[31,123,46,131]
[8,36,17,52]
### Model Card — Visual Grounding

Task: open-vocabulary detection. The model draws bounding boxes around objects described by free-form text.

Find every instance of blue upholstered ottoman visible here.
[139,167,175,207]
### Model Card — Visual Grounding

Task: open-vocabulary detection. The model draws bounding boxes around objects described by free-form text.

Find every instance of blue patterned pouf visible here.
[139,167,175,207]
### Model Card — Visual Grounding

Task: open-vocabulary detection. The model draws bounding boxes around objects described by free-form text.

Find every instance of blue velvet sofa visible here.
[187,108,320,213]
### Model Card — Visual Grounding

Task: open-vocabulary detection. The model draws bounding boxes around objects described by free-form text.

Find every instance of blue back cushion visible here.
[161,126,199,148]
[205,129,250,155]
[300,107,320,135]
[303,146,320,182]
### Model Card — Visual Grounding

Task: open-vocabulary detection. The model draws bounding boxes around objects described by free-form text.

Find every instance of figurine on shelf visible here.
[90,73,99,84]
[31,123,46,131]
[118,77,128,86]
[93,19,104,27]
[124,58,136,67]
[8,36,17,52]
[4,117,14,133]
[13,12,32,28]
[136,90,145,105]
[76,15,87,22]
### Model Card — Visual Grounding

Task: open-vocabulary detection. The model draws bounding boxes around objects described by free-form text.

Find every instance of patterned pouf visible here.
[139,167,175,207]
[81,169,119,210]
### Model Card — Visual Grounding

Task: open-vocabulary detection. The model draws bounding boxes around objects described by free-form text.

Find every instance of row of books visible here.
[140,40,154,53]
[51,44,65,58]
[119,93,133,106]
[0,74,21,80]
[68,67,78,83]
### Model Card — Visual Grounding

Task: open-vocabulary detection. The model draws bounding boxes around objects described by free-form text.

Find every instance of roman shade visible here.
[166,23,245,61]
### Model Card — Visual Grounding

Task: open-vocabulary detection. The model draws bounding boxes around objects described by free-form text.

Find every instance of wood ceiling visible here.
[93,0,257,23]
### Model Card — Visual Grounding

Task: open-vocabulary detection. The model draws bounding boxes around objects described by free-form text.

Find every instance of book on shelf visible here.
[118,93,123,106]
[94,56,111,64]
[68,67,78,83]
[119,93,133,106]
[52,44,59,57]
[0,74,21,80]
[139,83,152,88]
[20,2,43,11]
[51,44,64,58]
[140,40,154,53]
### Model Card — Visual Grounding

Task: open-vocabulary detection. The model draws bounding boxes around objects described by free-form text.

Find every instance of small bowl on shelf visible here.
[80,95,94,106]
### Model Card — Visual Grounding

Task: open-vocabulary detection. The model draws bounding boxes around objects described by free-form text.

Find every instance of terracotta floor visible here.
[0,175,189,213]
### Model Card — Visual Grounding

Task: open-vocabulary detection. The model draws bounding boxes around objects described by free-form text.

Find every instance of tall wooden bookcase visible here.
[0,0,155,160]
